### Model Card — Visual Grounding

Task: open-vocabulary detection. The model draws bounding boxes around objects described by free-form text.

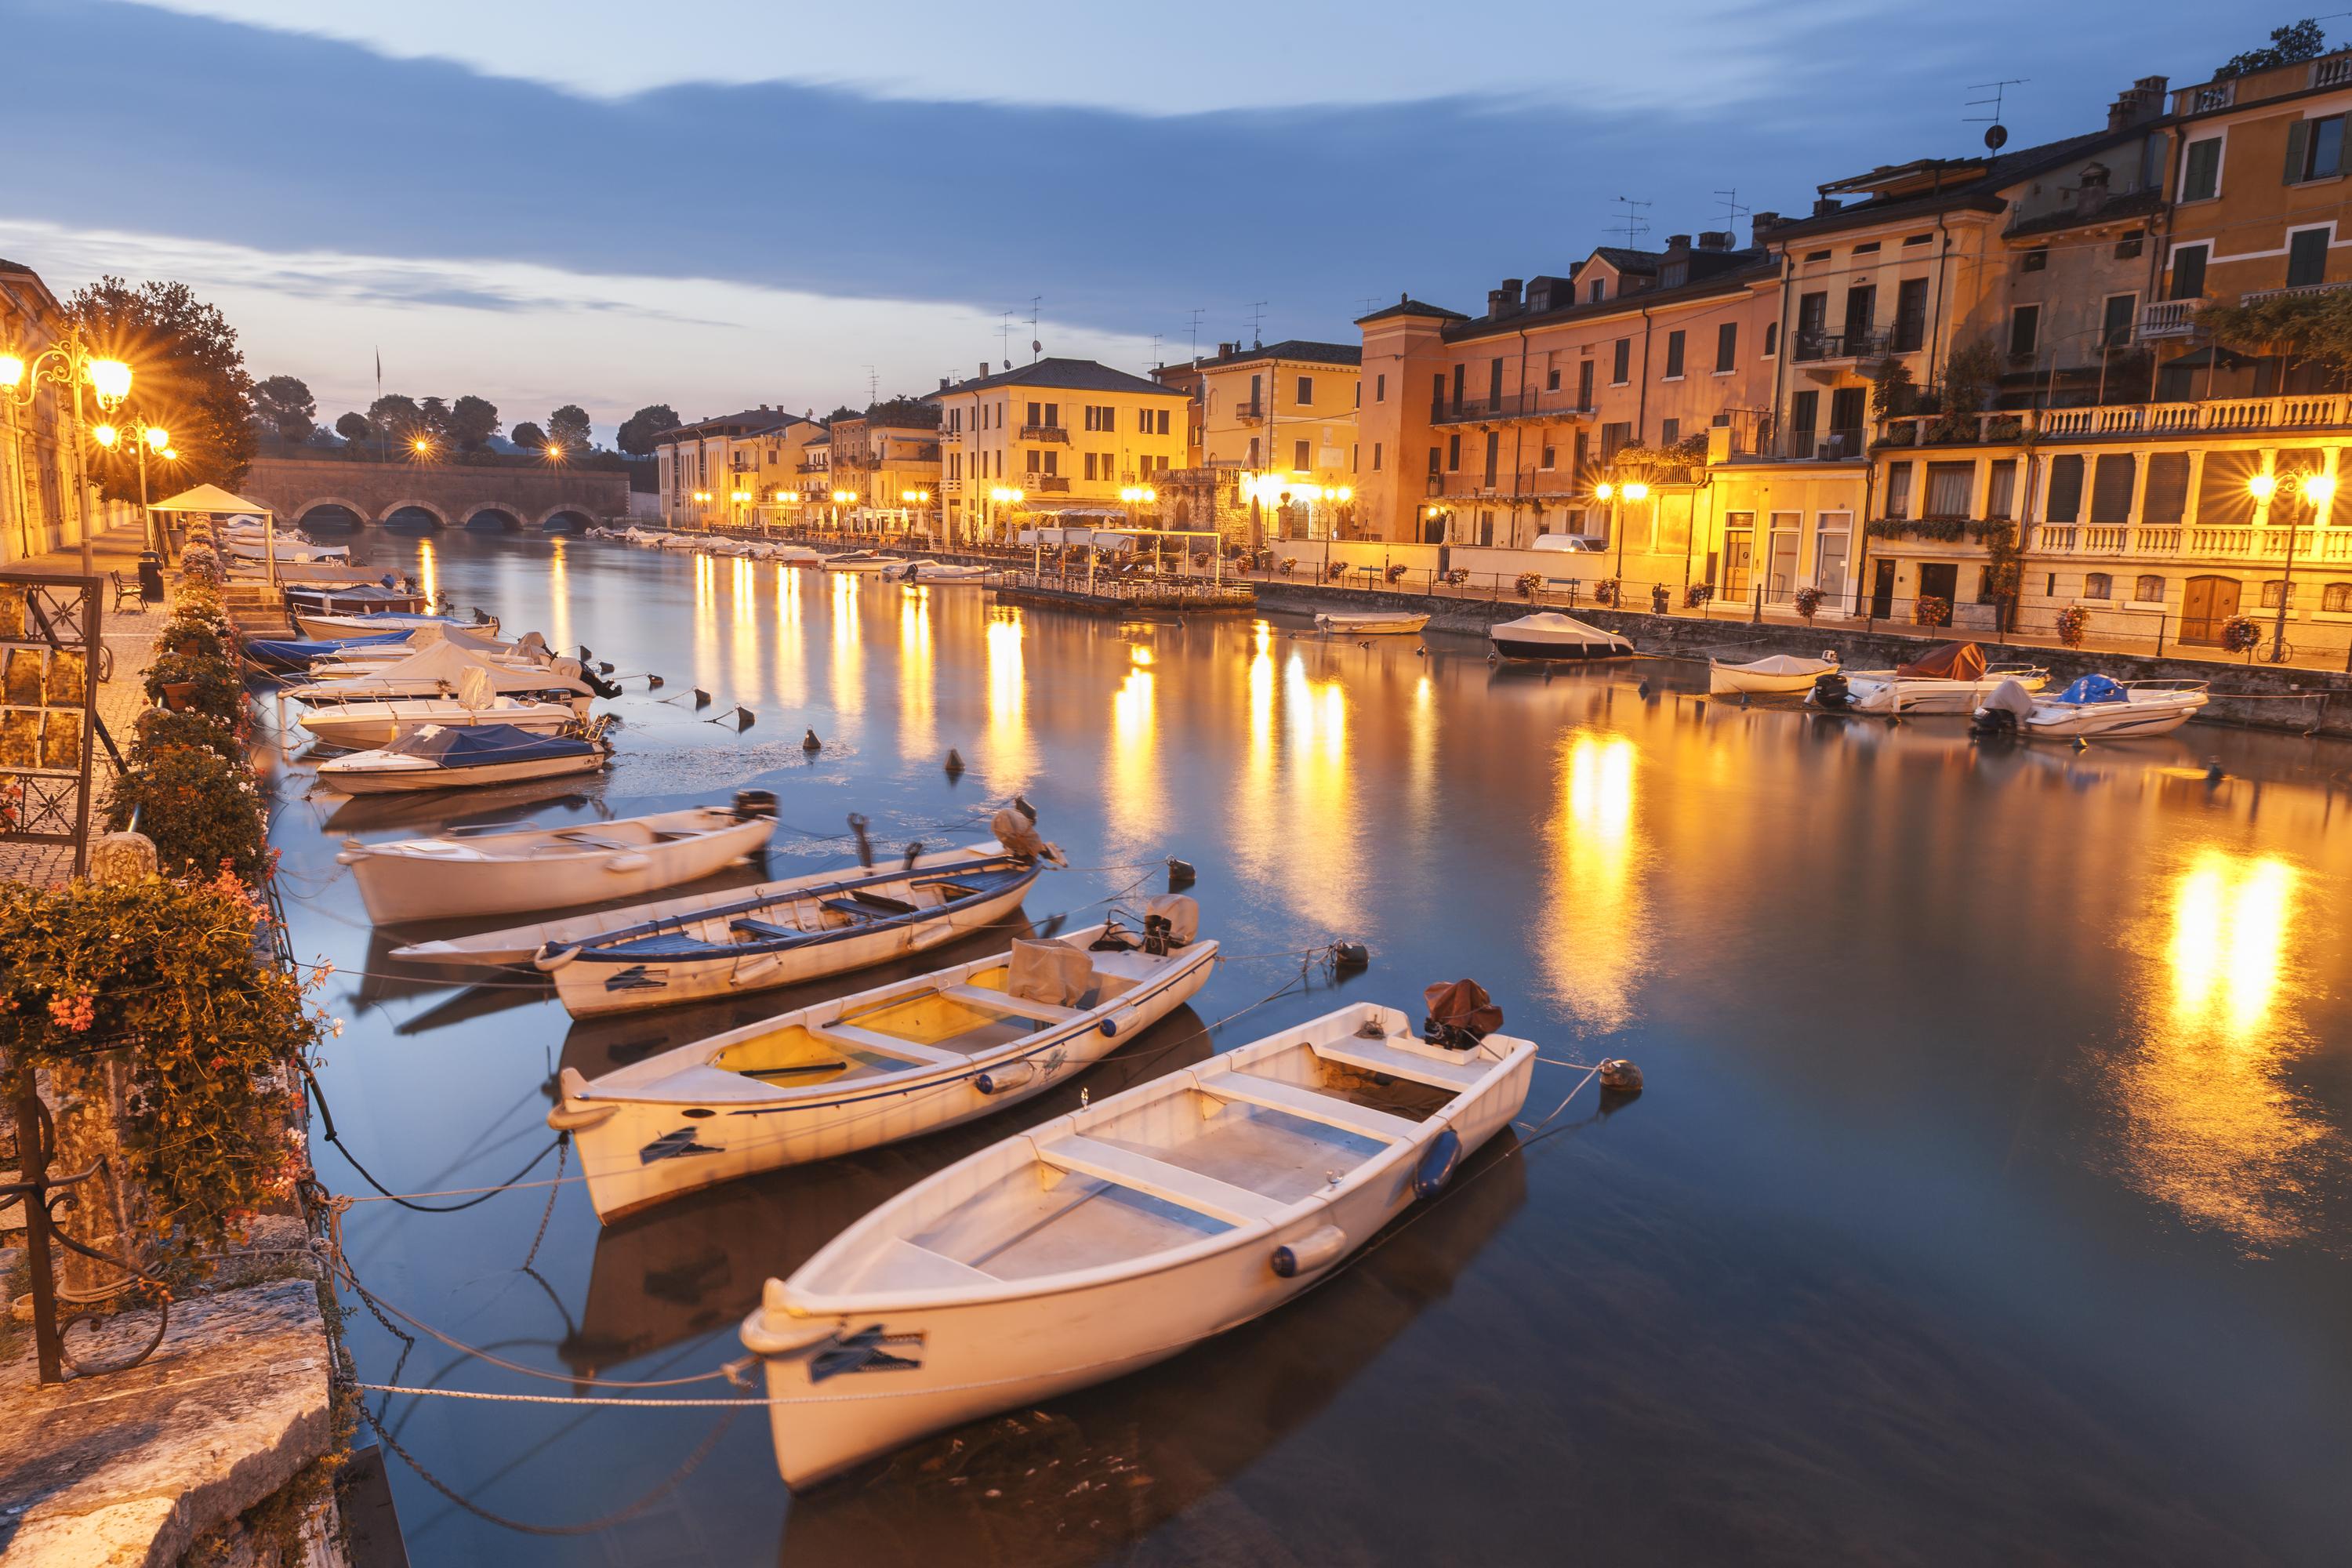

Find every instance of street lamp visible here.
[2255,468,2332,662]
[1,336,133,572]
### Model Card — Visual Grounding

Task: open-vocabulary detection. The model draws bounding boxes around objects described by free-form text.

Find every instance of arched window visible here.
[2260,579,2291,609]
[2083,572,2113,600]
[2324,583,2352,612]
[1763,321,1779,358]
[2135,575,2165,604]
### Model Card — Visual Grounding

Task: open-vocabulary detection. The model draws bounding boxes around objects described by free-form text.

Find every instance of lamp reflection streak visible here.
[829,572,862,719]
[546,535,569,655]
[898,587,935,760]
[982,612,1033,793]
[1537,731,1646,1032]
[774,565,806,709]
[1105,649,1163,853]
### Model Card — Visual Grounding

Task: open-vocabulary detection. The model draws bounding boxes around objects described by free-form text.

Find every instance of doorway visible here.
[2180,575,2241,646]
[1870,559,1896,618]
[1916,562,1958,612]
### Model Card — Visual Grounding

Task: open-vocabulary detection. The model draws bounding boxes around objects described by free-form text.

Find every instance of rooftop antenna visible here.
[1028,296,1042,363]
[865,365,878,406]
[1356,296,1381,316]
[1149,332,1163,367]
[1608,196,1652,247]
[997,311,1015,368]
[1185,307,1204,361]
[1712,187,1751,232]
[1966,79,2026,151]
[1245,300,1267,350]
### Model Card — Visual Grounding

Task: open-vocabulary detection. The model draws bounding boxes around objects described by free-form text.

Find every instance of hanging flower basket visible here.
[1914,593,1952,628]
[1792,586,1822,622]
[2055,604,2089,648]
[1685,583,1715,610]
[1516,572,1545,600]
[2220,615,2263,655]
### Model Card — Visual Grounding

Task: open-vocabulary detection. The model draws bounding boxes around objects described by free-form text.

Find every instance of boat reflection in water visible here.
[774,1129,1529,1566]
[560,1003,1219,1377]
[2116,845,2322,1248]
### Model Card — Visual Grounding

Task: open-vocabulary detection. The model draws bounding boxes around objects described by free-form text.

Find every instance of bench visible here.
[1198,1073,1421,1142]
[1036,1134,1289,1226]
[941,983,1081,1022]
[108,570,143,614]
[1312,1037,1489,1092]
[806,1022,964,1068]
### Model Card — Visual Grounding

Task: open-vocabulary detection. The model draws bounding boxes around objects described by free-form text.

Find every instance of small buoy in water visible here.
[1167,856,1196,890]
[1638,680,1653,698]
[1739,692,1751,707]
[1333,942,1370,972]
[1359,640,1372,650]
[1415,645,1428,657]
[2205,757,2226,784]
[731,706,754,731]
[1599,1058,1643,1094]
[802,728,822,752]
[646,673,664,690]
[693,688,712,709]
[598,661,615,675]
[945,747,965,778]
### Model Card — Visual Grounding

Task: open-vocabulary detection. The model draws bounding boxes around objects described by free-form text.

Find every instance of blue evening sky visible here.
[4,0,2259,441]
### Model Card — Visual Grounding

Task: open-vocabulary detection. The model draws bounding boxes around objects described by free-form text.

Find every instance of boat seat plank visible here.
[730,917,805,942]
[1203,1073,1422,1142]
[941,983,1080,1022]
[818,899,877,923]
[851,889,920,914]
[1037,1134,1290,1226]
[1311,1037,1488,1091]
[807,1022,964,1068]
[872,1237,997,1290]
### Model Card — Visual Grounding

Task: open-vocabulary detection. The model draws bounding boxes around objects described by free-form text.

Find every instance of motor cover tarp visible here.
[389,724,594,765]
[1423,978,1503,1040]
[1980,678,2038,719]
[2056,673,2127,704]
[1143,894,1199,944]
[1007,938,1093,1006]
[1894,641,1986,680]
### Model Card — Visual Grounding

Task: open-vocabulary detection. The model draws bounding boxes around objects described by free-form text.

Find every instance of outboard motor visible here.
[1421,978,1502,1053]
[1810,670,1852,710]
[1969,677,2035,740]
[731,788,777,820]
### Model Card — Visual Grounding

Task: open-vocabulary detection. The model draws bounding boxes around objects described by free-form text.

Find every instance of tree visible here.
[67,277,256,502]
[546,404,593,456]
[825,405,860,424]
[334,411,373,445]
[447,394,500,452]
[418,396,453,445]
[866,395,940,428]
[616,403,680,456]
[2202,289,2352,374]
[252,374,315,443]
[2216,19,2328,79]
[369,394,426,448]
[510,420,547,450]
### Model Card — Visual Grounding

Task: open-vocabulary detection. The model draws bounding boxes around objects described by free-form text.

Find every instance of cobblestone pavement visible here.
[0,525,169,889]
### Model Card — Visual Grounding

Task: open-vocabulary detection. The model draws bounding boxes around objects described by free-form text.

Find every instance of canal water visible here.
[276,528,2352,1565]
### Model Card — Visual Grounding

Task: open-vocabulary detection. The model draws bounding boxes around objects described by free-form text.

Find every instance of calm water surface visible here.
[277,529,2352,1565]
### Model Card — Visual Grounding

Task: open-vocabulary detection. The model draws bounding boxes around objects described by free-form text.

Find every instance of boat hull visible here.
[1315,612,1428,635]
[1708,662,1832,695]
[750,1027,1533,1488]
[298,700,583,750]
[566,942,1217,1221]
[343,811,772,924]
[296,612,502,640]
[317,752,604,795]
[1489,635,1629,661]
[1833,671,2048,714]
[545,869,1040,1018]
[2022,696,2205,739]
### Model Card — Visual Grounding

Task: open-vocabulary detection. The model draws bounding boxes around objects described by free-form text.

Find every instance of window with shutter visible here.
[2083,572,2112,600]
[1893,280,1929,353]
[2135,575,2165,604]
[1716,321,1737,372]
[1611,339,1631,383]
[2143,452,2190,523]
[2045,455,2085,522]
[1884,463,1914,520]
[1986,461,2017,520]
[2288,227,2330,289]
[2169,244,2209,300]
[1664,331,1686,379]
[2180,137,2221,201]
[2089,454,2136,522]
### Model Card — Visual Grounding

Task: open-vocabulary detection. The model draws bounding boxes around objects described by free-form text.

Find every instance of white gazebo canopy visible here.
[147,484,274,517]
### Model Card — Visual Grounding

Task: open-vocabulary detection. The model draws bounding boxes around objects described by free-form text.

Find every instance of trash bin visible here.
[136,551,165,604]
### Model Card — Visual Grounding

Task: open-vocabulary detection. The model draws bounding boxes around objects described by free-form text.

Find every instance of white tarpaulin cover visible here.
[289,640,589,702]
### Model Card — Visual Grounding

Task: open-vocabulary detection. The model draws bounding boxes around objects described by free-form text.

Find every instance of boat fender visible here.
[1166,857,1196,890]
[604,851,651,873]
[739,1285,843,1359]
[1333,942,1370,972]
[1098,1008,1140,1039]
[734,951,785,985]
[975,1060,1039,1094]
[1272,1223,1348,1278]
[1412,1128,1463,1199]
[546,1069,619,1131]
[533,942,582,972]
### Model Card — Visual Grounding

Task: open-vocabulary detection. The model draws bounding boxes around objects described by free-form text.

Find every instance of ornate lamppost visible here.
[0,336,133,574]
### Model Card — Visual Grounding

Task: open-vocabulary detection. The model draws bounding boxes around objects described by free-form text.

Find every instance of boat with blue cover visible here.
[313,720,612,795]
[1974,673,2208,740]
[244,630,415,674]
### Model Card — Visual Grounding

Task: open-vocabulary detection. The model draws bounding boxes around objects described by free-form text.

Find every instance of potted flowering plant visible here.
[1385,562,1409,584]
[1441,568,1470,586]
[1277,557,1297,577]
[1914,593,1952,628]
[2221,615,2263,656]
[2054,604,2089,648]
[1592,578,1619,608]
[1685,582,1715,611]
[1516,572,1544,600]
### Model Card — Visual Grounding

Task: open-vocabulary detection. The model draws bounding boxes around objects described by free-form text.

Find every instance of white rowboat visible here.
[549,912,1218,1221]
[820,553,893,572]
[1708,651,1838,695]
[315,722,610,795]
[297,695,588,750]
[739,1000,1535,1487]
[337,797,777,924]
[1314,611,1428,636]
[296,612,503,640]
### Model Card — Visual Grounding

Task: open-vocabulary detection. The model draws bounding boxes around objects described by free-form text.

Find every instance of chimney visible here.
[938,377,950,391]
[1218,341,1237,358]
[1811,197,1842,218]
[1752,210,1782,237]
[2107,74,2169,132]
[978,361,989,379]
[1697,230,1731,251]
[1664,234,1691,253]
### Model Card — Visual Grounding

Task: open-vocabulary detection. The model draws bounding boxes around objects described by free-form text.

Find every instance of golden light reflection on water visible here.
[983,611,1033,792]
[416,537,437,611]
[1104,661,1163,853]
[728,558,759,705]
[546,536,569,653]
[1537,731,1647,1032]
[2114,847,2326,1248]
[898,586,934,760]
[1273,654,1361,931]
[691,552,717,694]
[1235,628,1276,884]
[828,572,862,717]
[773,566,806,709]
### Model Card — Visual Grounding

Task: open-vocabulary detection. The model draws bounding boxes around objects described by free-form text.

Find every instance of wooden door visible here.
[2180,575,2240,646]
[1871,559,1896,618]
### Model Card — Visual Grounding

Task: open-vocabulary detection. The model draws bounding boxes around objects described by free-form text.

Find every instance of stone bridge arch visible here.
[537,505,594,532]
[292,498,370,531]
[462,504,524,531]
[377,499,451,530]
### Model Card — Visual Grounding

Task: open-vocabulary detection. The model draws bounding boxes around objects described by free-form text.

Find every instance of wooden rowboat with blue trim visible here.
[548,907,1216,1221]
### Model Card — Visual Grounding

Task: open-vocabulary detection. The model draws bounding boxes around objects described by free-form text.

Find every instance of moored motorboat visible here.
[1976,674,2209,740]
[296,609,503,640]
[243,630,413,675]
[314,720,612,795]
[296,695,589,750]
[337,793,778,924]
[286,582,432,620]
[549,904,1217,1221]
[1315,610,1428,636]
[285,641,601,706]
[1488,612,1633,661]
[820,551,893,573]
[1708,650,1838,695]
[888,559,989,583]
[1810,641,2046,714]
[738,990,1537,1488]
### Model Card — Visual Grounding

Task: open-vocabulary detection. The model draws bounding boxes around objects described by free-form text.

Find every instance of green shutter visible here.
[2286,119,2310,184]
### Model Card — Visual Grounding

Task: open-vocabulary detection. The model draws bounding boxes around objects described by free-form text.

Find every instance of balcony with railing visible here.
[1425,468,1592,501]
[1233,400,1266,423]
[1021,423,1069,443]
[1029,474,1071,493]
[1428,391,1596,426]
[2241,278,2352,307]
[1791,328,1895,365]
[2137,299,2204,339]
[1879,394,2352,447]
[2027,522,2352,563]
[1711,416,1868,463]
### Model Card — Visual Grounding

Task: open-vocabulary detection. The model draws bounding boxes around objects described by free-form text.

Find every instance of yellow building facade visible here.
[928,358,1190,541]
